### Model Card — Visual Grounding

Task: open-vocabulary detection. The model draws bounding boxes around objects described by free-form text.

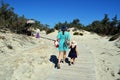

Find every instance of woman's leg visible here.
[63,51,66,61]
[58,51,63,68]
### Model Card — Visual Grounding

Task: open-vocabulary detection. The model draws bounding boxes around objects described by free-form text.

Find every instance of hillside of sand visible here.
[0,29,120,80]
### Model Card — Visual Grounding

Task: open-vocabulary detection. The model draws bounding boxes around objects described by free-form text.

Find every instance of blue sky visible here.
[3,0,120,27]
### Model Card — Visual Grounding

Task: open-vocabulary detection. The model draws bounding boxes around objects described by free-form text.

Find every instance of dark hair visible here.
[62,31,65,35]
[61,26,67,31]
[61,26,67,35]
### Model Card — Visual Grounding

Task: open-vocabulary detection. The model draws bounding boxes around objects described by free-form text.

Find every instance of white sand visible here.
[0,29,120,80]
[71,30,120,80]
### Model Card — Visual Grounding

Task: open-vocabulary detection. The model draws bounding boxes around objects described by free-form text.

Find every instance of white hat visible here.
[71,40,77,45]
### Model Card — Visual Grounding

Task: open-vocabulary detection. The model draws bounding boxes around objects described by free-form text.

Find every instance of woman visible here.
[57,26,70,69]
[35,28,40,38]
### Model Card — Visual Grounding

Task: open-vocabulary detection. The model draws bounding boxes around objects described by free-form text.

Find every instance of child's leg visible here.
[69,58,72,64]
[70,58,73,63]
[73,58,76,64]
[68,58,72,66]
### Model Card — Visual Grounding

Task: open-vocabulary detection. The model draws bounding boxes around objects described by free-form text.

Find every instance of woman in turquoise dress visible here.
[57,26,70,69]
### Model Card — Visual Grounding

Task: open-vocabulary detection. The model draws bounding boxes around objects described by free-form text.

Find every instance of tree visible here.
[100,14,110,35]
[117,20,120,33]
[0,1,15,27]
[72,19,80,25]
[110,15,118,34]
[101,14,110,25]
[54,22,63,30]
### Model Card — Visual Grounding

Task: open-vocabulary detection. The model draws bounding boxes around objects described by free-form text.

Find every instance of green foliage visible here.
[46,28,55,34]
[73,32,82,36]
[72,28,77,32]
[54,22,68,30]
[73,32,79,35]
[79,33,83,36]
[0,1,120,36]
[0,2,14,27]
[84,14,120,35]
[73,32,83,36]
[54,18,83,30]
[72,19,80,25]
[0,1,51,34]
[109,33,120,41]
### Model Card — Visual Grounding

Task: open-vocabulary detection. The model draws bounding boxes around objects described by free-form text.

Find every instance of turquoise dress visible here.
[57,31,70,51]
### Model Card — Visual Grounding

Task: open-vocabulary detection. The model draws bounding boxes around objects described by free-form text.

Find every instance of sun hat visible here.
[61,26,68,31]
[71,40,77,45]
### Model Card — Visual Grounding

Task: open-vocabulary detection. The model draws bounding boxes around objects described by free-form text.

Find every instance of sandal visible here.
[69,61,71,66]
[60,59,64,63]
[71,62,74,64]
[57,63,60,69]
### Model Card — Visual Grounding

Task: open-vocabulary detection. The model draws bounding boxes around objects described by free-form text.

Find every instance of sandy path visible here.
[0,30,119,80]
[16,33,96,80]
[47,42,96,80]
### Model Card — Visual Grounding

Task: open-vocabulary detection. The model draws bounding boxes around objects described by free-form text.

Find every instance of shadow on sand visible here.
[49,55,58,68]
[49,55,70,68]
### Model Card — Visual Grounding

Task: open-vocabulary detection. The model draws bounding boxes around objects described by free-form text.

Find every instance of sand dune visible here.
[0,29,120,80]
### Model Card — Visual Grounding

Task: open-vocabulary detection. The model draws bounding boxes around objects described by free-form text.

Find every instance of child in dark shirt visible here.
[68,40,78,65]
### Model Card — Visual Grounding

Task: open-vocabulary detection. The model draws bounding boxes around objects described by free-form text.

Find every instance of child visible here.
[68,40,78,65]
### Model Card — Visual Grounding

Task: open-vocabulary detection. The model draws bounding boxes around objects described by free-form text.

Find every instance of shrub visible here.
[72,28,77,32]
[79,33,83,36]
[73,32,83,36]
[109,33,120,41]
[46,29,55,34]
[73,32,79,35]
[7,45,13,49]
[0,36,6,40]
